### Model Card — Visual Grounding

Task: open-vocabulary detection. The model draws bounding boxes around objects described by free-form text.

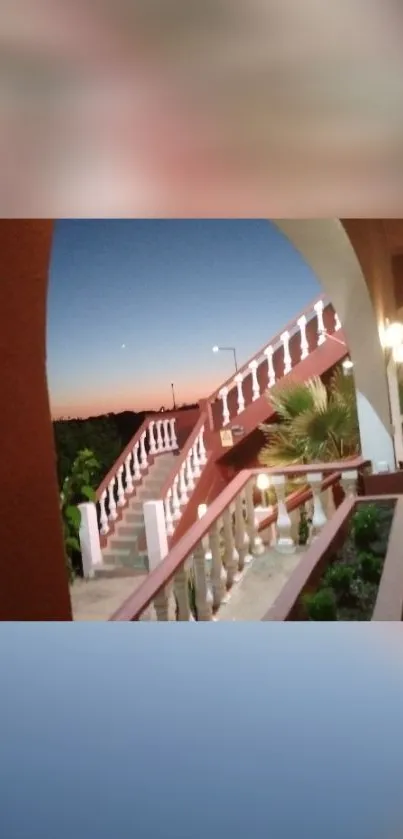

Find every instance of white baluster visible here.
[264,345,276,387]
[99,490,109,535]
[162,419,170,450]
[174,566,191,621]
[108,480,118,521]
[307,472,327,540]
[154,583,173,621]
[314,300,326,345]
[340,469,358,499]
[249,360,260,401]
[178,463,189,506]
[164,490,175,536]
[281,330,292,374]
[218,387,230,426]
[272,476,295,553]
[334,312,341,331]
[192,441,201,478]
[155,421,164,453]
[139,431,148,470]
[245,481,265,555]
[193,543,213,621]
[222,506,240,588]
[172,476,182,521]
[116,465,126,507]
[169,418,178,450]
[234,373,245,413]
[297,314,309,360]
[149,421,157,455]
[125,454,134,494]
[133,442,141,481]
[198,426,207,465]
[186,453,195,491]
[235,492,252,572]
[209,519,227,609]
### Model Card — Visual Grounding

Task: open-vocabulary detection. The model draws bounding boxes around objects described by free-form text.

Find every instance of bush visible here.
[357,551,382,584]
[322,563,355,601]
[350,504,380,549]
[303,588,337,621]
[60,449,100,581]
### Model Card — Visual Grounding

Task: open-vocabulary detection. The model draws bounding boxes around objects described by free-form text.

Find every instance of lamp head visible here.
[256,473,271,491]
[212,345,219,353]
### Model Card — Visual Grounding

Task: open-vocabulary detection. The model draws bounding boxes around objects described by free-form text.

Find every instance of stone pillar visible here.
[0,221,72,619]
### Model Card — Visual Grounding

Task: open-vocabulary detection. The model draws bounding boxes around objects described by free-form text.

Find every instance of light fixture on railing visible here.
[382,319,403,350]
[256,473,271,508]
[342,358,354,373]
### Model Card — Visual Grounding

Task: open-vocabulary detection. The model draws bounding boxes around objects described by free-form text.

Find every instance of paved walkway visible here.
[217,546,305,621]
[71,574,147,621]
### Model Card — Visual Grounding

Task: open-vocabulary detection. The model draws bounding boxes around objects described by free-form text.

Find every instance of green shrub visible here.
[303,588,337,621]
[60,448,99,581]
[322,563,355,598]
[350,504,380,549]
[357,551,382,584]
[298,506,310,546]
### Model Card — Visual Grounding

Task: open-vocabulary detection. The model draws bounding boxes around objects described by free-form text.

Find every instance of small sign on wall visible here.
[220,429,234,448]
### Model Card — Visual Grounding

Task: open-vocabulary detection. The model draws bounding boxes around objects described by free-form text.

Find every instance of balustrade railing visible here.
[110,457,369,621]
[160,411,209,537]
[95,414,178,537]
[211,297,344,430]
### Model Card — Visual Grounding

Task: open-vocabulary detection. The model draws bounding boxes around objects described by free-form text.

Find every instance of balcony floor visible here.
[216,546,305,621]
[71,574,147,621]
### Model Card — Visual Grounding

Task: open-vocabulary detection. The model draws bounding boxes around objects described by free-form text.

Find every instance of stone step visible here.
[116,523,143,538]
[101,546,149,571]
[94,564,147,579]
[125,510,144,524]
[109,537,139,551]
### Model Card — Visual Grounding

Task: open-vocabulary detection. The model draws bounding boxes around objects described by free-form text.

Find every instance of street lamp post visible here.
[171,382,177,410]
[212,345,239,375]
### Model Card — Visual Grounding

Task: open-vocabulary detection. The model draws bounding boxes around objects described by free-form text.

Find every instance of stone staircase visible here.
[94,453,176,578]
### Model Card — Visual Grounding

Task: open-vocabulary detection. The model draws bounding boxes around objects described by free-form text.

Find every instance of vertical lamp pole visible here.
[212,345,239,375]
[171,382,177,410]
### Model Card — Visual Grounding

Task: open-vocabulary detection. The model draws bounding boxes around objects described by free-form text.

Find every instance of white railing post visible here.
[169,418,178,450]
[125,453,134,494]
[297,314,309,360]
[79,502,103,578]
[281,330,292,374]
[133,442,141,481]
[234,373,245,413]
[192,439,201,478]
[264,345,276,387]
[116,465,126,507]
[272,475,295,553]
[143,499,169,573]
[99,490,109,535]
[249,359,260,401]
[245,481,265,555]
[172,476,182,521]
[107,480,118,521]
[307,472,327,540]
[219,387,230,426]
[186,453,195,491]
[162,419,170,450]
[155,421,164,453]
[149,421,157,455]
[139,431,148,470]
[178,463,189,506]
[314,300,326,345]
[164,490,175,536]
[198,426,207,465]
[340,469,358,499]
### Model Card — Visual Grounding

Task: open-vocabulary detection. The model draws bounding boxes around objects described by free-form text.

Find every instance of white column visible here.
[249,360,260,401]
[78,502,104,578]
[172,476,182,521]
[125,453,134,494]
[222,507,239,588]
[178,463,189,505]
[186,454,195,491]
[281,330,292,374]
[198,427,207,465]
[192,441,201,478]
[355,389,396,472]
[297,315,309,360]
[107,480,118,521]
[208,519,227,609]
[116,465,126,507]
[169,418,178,449]
[164,490,175,535]
[386,356,403,464]
[264,345,276,387]
[149,421,157,455]
[234,373,245,413]
[245,481,265,555]
[133,442,141,480]
[272,475,295,553]
[155,421,164,453]
[314,300,326,345]
[235,492,252,571]
[307,472,327,540]
[174,566,191,621]
[340,469,358,499]
[143,499,168,572]
[162,419,170,450]
[99,491,109,535]
[193,542,213,620]
[219,387,230,426]
[139,431,148,470]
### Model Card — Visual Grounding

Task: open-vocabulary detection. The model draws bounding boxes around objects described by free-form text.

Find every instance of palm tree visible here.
[259,366,360,468]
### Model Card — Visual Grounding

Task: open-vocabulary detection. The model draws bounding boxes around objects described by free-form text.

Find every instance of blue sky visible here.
[47,220,321,418]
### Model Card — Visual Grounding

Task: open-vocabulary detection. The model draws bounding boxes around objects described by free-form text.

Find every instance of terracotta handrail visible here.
[110,455,369,621]
[207,293,327,402]
[94,410,184,500]
[256,469,345,533]
[158,409,209,503]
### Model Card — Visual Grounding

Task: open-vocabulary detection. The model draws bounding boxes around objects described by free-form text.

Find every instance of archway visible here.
[0,219,399,620]
[274,219,397,472]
